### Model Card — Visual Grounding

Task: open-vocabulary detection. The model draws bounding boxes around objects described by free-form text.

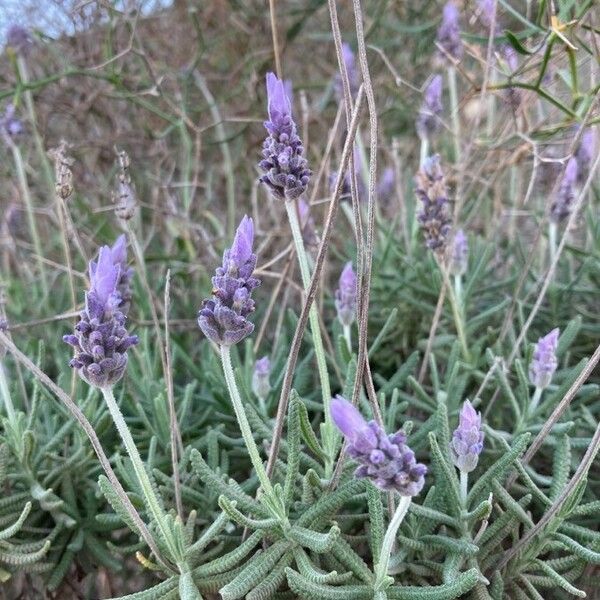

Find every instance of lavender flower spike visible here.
[437,2,463,62]
[451,400,484,474]
[331,396,426,496]
[64,246,138,388]
[6,25,33,55]
[449,229,468,276]
[335,262,357,327]
[252,356,271,401]
[529,328,559,389]
[415,155,452,251]
[416,75,443,141]
[198,215,260,346]
[259,73,311,201]
[551,158,578,223]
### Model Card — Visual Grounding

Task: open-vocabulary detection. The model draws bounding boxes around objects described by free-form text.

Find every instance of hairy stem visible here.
[101,386,180,563]
[220,346,282,516]
[285,201,334,459]
[375,495,411,589]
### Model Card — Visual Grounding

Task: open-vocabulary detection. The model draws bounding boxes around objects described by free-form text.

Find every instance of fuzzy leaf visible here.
[286,568,373,600]
[386,568,480,599]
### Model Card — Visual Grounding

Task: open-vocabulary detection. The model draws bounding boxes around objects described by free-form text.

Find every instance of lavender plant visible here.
[0,1,599,599]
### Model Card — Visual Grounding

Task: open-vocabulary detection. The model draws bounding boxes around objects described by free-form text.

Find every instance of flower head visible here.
[252,356,271,401]
[1,104,23,145]
[478,0,498,33]
[437,2,463,62]
[64,246,138,388]
[529,328,559,389]
[198,216,260,346]
[449,229,468,276]
[451,400,484,473]
[6,25,32,55]
[551,158,578,223]
[259,73,311,201]
[334,42,360,102]
[331,396,426,496]
[416,75,443,141]
[415,155,452,251]
[335,262,357,327]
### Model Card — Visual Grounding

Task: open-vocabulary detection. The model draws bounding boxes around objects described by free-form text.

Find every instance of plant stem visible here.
[0,362,17,424]
[375,495,411,589]
[101,386,180,562]
[284,201,333,456]
[447,66,461,164]
[343,323,352,353]
[454,274,463,311]
[440,262,470,362]
[530,386,543,415]
[10,143,48,297]
[220,346,278,508]
[419,137,429,168]
[460,471,468,506]
[549,221,557,267]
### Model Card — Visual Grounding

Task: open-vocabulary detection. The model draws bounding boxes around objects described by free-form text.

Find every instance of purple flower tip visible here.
[331,395,368,438]
[198,215,260,346]
[266,72,292,121]
[529,328,559,389]
[335,262,357,327]
[331,396,427,496]
[451,400,484,473]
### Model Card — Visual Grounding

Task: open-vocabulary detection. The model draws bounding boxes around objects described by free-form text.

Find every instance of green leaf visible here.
[504,30,533,54]
[286,568,373,600]
[532,559,586,597]
[287,525,340,553]
[366,483,384,565]
[387,568,480,599]
[219,540,291,600]
[468,433,530,503]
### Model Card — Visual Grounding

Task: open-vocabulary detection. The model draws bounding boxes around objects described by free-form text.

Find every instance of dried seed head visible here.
[49,141,74,201]
[113,149,137,221]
